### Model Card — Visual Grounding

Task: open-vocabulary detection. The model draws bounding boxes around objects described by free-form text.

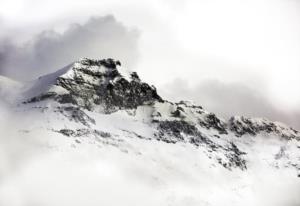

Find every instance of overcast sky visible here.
[0,0,300,128]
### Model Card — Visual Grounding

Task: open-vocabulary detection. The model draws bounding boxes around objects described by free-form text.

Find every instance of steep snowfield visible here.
[22,63,74,99]
[0,58,299,206]
[0,112,299,206]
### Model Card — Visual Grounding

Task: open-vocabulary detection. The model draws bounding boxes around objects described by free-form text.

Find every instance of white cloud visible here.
[161,78,300,129]
[0,16,139,80]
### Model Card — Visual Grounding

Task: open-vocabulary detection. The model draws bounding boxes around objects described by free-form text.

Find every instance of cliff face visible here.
[25,58,162,113]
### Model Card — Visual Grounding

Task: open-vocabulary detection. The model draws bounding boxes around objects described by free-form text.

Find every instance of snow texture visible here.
[0,58,299,206]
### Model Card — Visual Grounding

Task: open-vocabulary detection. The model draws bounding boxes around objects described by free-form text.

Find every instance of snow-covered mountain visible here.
[0,58,300,206]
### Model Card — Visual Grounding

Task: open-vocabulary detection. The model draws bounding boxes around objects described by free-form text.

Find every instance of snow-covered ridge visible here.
[6,57,298,171]
[20,58,300,141]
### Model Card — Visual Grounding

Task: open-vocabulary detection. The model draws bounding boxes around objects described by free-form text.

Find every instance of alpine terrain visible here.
[0,58,299,206]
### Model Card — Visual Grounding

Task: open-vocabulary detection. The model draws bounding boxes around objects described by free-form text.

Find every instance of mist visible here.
[0,15,139,80]
[161,78,300,130]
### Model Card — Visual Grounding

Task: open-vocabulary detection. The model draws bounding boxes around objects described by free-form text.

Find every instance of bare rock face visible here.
[229,116,300,139]
[155,120,247,170]
[25,58,163,113]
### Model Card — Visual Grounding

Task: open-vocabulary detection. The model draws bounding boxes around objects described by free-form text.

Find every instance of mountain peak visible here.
[21,58,300,141]
[24,58,163,113]
[6,57,299,176]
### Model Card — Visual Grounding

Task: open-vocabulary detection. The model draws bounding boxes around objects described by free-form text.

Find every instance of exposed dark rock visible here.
[156,120,214,145]
[224,142,247,170]
[229,116,262,137]
[56,128,111,138]
[130,72,140,81]
[156,120,247,170]
[229,116,298,139]
[198,113,228,135]
[157,120,199,141]
[151,111,162,119]
[57,129,75,137]
[99,58,120,69]
[171,108,182,118]
[24,92,57,104]
[96,77,163,112]
[55,94,77,105]
[80,58,120,68]
[176,101,203,110]
[55,106,95,127]
[25,58,163,113]
[157,120,217,149]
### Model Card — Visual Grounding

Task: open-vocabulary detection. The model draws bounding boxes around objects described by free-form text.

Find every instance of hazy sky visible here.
[0,16,139,80]
[0,0,300,128]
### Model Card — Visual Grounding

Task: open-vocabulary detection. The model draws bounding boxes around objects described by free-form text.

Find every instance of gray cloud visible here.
[162,79,300,130]
[0,15,139,80]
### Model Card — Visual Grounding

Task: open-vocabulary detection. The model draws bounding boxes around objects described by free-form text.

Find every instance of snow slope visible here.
[0,58,299,206]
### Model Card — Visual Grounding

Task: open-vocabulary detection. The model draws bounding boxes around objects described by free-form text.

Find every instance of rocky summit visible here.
[25,58,162,113]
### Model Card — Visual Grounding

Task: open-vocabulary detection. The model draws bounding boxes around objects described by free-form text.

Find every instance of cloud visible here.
[161,79,300,130]
[0,15,140,80]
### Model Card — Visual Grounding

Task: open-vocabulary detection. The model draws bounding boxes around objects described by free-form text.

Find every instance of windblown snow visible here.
[0,58,299,206]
